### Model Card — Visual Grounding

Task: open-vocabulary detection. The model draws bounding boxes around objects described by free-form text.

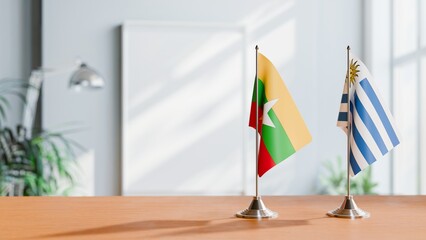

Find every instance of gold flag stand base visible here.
[327,195,370,219]
[236,196,278,219]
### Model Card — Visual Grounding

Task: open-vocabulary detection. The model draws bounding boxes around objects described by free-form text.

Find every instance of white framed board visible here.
[121,21,248,195]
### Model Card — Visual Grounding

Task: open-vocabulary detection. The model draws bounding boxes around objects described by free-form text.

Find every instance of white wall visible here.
[0,0,32,127]
[43,0,363,195]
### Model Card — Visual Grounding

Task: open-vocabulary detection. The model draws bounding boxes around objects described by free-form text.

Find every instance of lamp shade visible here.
[69,63,104,90]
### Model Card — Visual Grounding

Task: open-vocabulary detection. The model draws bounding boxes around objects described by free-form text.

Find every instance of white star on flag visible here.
[263,99,279,128]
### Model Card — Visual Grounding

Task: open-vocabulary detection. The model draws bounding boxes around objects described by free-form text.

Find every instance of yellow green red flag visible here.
[249,52,311,176]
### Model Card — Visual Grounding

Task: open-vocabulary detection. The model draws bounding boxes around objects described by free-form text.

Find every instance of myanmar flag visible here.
[249,53,311,177]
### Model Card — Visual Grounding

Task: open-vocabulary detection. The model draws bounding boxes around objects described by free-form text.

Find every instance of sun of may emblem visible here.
[349,58,360,85]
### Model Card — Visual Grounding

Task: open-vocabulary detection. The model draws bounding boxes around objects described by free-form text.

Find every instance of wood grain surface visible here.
[0,196,425,239]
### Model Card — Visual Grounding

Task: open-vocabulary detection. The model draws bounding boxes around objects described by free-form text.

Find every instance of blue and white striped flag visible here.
[337,53,400,176]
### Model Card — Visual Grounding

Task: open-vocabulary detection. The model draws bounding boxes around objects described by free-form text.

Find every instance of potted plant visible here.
[0,79,81,196]
[319,156,378,195]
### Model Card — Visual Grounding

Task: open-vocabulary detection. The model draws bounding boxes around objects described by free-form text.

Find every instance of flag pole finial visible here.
[347,45,351,51]
[255,45,259,50]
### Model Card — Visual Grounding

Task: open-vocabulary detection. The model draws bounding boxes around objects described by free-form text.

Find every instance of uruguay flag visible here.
[337,53,400,176]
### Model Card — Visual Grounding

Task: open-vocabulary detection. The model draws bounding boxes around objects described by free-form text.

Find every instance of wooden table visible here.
[0,196,425,239]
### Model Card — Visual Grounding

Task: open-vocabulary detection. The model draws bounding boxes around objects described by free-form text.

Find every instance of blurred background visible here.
[0,0,424,196]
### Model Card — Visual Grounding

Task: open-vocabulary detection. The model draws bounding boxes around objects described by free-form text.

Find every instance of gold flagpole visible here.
[327,46,369,219]
[236,45,277,219]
